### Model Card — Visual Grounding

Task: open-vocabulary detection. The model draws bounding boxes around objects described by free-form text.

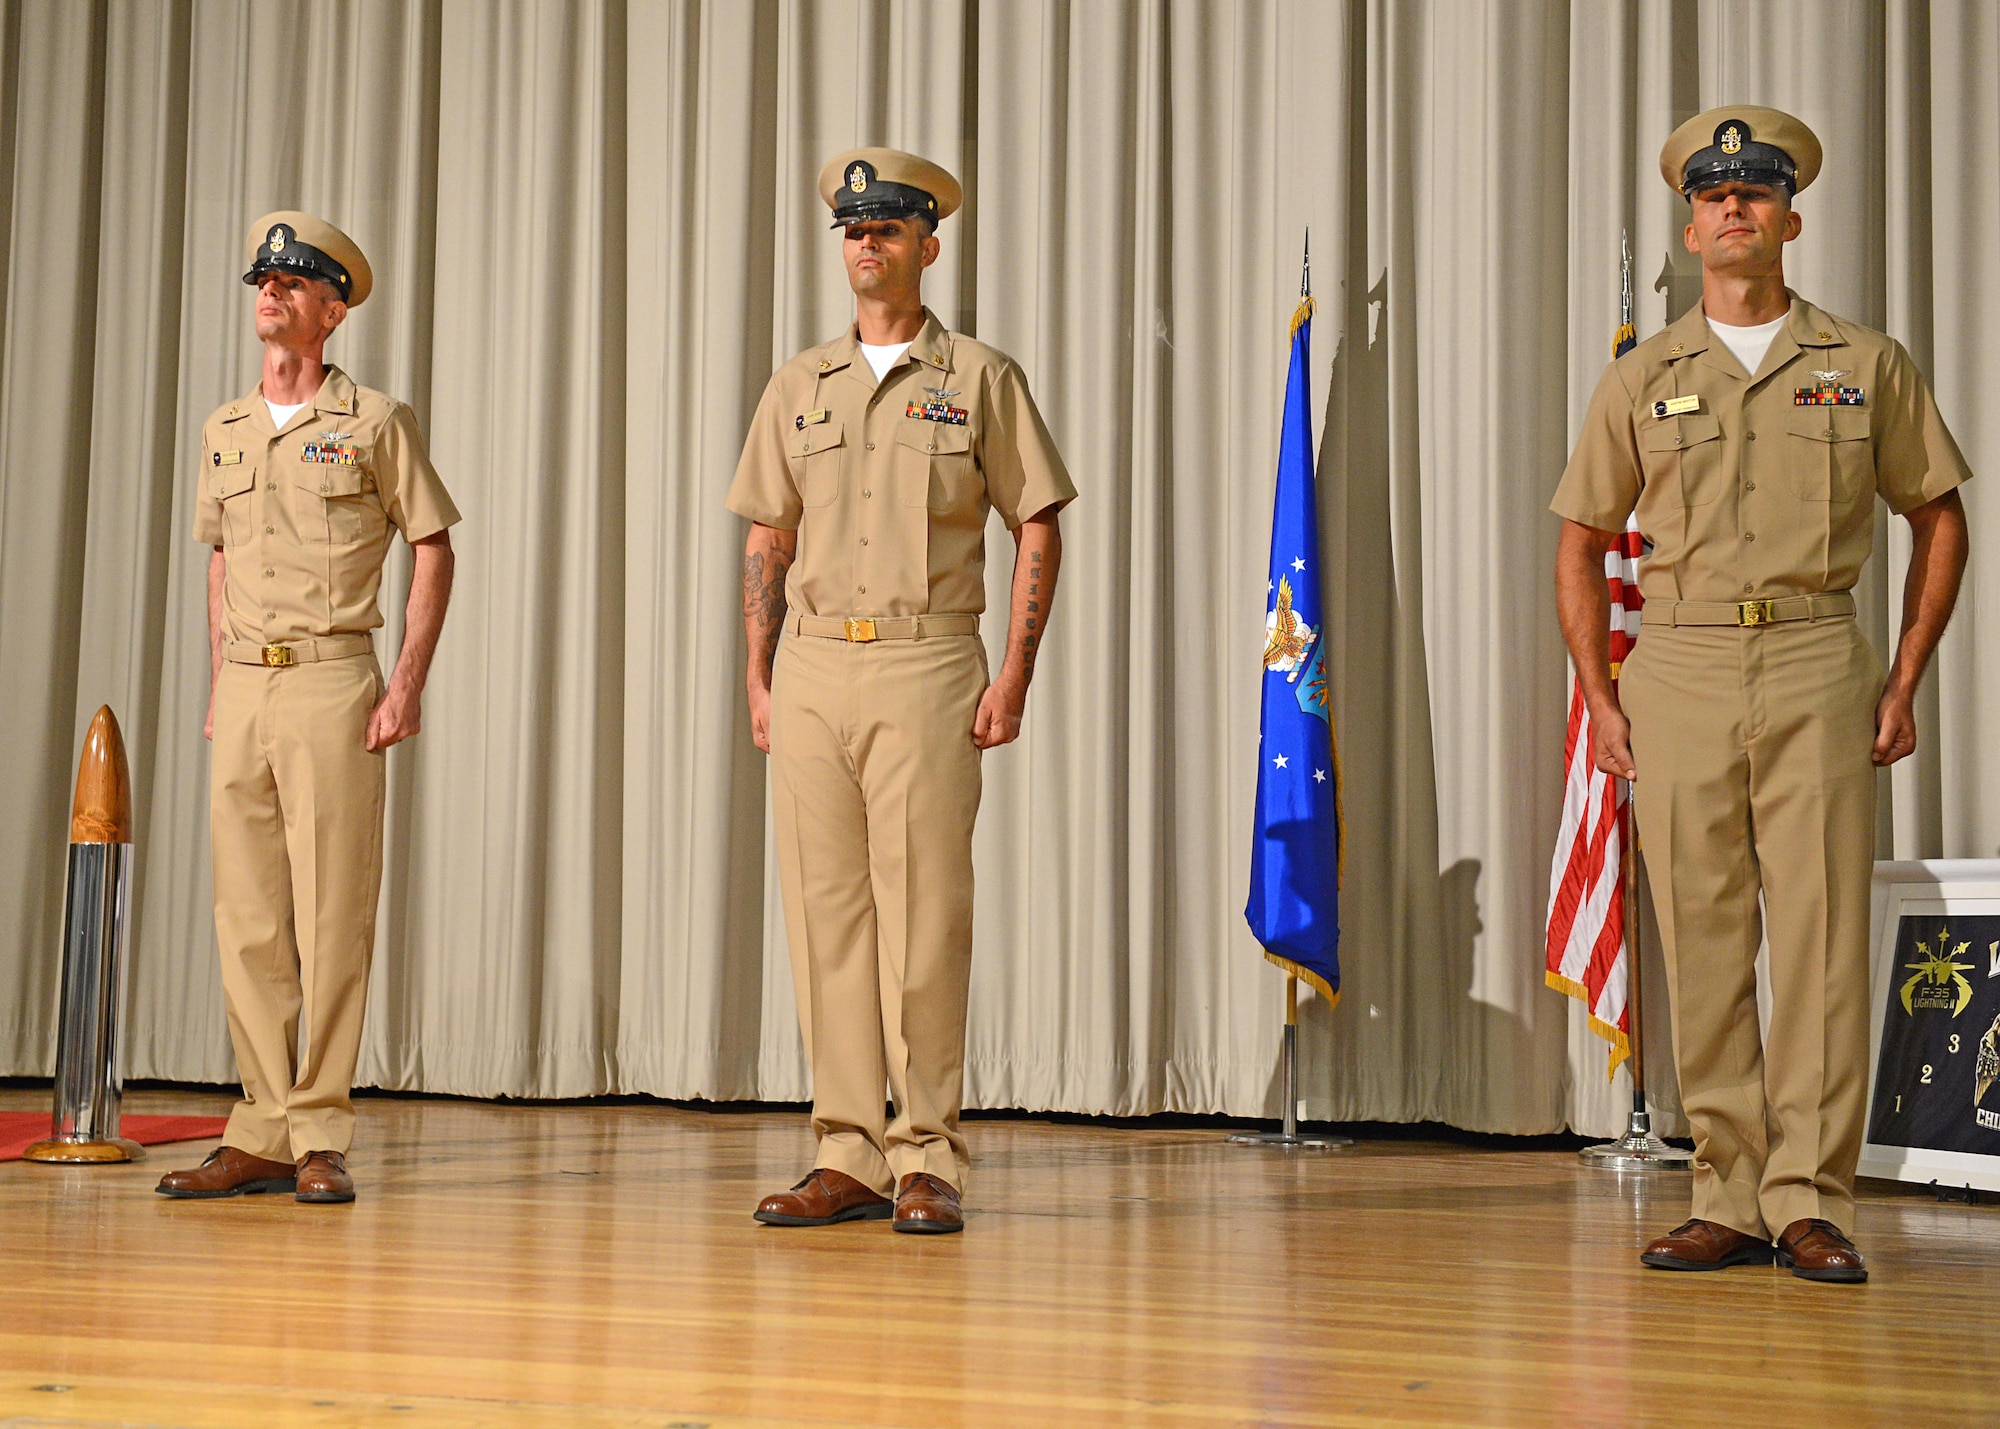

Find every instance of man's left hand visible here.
[1873,684,1917,766]
[973,677,1027,749]
[367,681,423,751]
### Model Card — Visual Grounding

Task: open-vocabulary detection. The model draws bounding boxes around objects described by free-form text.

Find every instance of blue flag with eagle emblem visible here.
[1245,284,1341,1005]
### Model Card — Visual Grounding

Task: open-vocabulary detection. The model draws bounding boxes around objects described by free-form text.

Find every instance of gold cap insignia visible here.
[1720,124,1743,155]
[268,226,287,253]
[848,163,868,193]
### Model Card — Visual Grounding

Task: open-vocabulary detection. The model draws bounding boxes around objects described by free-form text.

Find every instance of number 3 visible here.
[1922,1064,1933,1084]
[1950,1033,1961,1054]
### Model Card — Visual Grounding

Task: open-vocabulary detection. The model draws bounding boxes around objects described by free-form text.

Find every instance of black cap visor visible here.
[243,242,352,301]
[831,180,940,230]
[1682,140,1798,198]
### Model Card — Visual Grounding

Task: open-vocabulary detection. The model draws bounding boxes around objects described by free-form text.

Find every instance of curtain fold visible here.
[0,0,1991,1137]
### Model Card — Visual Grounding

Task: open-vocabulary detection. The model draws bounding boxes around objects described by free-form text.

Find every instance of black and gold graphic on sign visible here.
[1868,915,2000,1153]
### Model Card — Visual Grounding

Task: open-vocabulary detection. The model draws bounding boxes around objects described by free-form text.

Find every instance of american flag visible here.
[1545,515,1644,1077]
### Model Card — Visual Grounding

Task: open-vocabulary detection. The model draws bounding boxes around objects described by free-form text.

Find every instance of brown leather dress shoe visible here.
[1776,1218,1868,1283]
[1639,1218,1774,1271]
[155,1146,296,1200]
[294,1150,355,1204]
[753,1168,893,1226]
[892,1172,964,1234]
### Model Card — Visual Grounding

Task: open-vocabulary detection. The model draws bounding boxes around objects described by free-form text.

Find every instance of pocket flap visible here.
[212,463,256,500]
[1787,408,1870,443]
[1639,413,1721,452]
[894,420,971,455]
[300,464,367,497]
[795,424,845,458]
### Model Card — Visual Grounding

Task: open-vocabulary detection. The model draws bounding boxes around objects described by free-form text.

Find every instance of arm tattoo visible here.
[744,546,792,679]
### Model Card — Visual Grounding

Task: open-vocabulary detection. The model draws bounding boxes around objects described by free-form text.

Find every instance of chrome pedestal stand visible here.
[1228,975,1352,1150]
[1577,778,1689,1173]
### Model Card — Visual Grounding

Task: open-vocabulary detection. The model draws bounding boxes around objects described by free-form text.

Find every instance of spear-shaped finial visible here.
[1301,229,1311,299]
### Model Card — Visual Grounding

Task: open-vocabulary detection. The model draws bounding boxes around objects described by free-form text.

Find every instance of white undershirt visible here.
[265,398,308,429]
[859,341,912,382]
[1705,313,1788,378]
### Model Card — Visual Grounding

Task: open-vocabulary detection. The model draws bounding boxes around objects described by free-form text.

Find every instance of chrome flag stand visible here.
[1229,974,1352,1150]
[1578,781,1691,1171]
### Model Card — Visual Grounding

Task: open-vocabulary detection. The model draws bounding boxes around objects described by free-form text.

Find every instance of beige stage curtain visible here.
[0,0,1992,1137]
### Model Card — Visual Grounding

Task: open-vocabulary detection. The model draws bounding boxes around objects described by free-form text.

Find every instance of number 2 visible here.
[1922,1064,1933,1084]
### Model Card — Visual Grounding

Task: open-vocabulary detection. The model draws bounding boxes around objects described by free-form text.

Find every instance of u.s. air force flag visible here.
[1245,288,1342,1005]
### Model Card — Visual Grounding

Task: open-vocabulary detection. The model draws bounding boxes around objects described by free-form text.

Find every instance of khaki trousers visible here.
[769,630,987,1195]
[210,655,385,1162]
[1621,614,1882,1237]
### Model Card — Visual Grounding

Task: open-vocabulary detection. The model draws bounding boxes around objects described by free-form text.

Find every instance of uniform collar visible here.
[223,364,357,437]
[312,365,359,420]
[818,309,953,383]
[1663,289,1843,383]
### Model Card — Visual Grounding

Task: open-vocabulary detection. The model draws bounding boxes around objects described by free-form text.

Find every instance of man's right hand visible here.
[1590,700,1637,780]
[748,682,773,753]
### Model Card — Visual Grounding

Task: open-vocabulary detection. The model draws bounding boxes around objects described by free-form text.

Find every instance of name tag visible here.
[1652,395,1702,418]
[794,409,830,430]
[211,450,243,466]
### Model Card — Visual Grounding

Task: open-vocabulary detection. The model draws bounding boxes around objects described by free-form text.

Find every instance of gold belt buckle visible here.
[261,643,295,667]
[844,618,878,643]
[1737,600,1776,627]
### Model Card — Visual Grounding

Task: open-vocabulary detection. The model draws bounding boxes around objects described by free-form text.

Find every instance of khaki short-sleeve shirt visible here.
[193,366,460,644]
[726,310,1075,618]
[1552,294,1971,602]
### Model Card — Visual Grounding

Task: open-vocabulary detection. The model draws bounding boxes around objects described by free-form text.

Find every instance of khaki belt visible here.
[1642,591,1856,628]
[787,612,980,642]
[225,634,374,667]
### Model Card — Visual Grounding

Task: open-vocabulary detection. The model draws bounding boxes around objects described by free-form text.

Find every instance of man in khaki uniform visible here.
[1554,110,1971,1281]
[158,213,459,1205]
[730,149,1074,1234]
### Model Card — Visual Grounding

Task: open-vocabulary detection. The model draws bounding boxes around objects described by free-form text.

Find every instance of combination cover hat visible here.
[242,211,373,306]
[1660,106,1823,198]
[818,148,962,229]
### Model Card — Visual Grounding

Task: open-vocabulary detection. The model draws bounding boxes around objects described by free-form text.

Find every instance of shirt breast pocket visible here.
[296,460,381,545]
[1638,413,1725,506]
[788,424,843,507]
[894,420,978,514]
[1786,408,1872,503]
[211,461,257,545]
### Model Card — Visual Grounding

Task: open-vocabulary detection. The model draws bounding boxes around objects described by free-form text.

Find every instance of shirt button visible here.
[927,442,936,452]
[266,483,276,491]
[1744,532,1755,542]
[857,585,866,593]
[862,489,872,499]
[866,441,876,451]
[265,525,275,534]
[860,537,869,546]
[1673,435,1683,447]
[1745,431,1757,441]
[1745,482,1756,492]
[1744,584,1754,594]
[264,567,274,575]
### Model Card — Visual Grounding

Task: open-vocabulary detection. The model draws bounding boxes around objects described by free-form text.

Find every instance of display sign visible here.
[1859,862,2000,1194]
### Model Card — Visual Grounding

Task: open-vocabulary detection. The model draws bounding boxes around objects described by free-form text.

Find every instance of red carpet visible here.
[0,1111,227,1162]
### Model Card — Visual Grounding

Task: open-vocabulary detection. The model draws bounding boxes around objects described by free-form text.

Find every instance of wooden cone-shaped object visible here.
[26,707,144,1163]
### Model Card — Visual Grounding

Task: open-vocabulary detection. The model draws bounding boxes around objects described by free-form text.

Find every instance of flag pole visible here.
[1577,780,1692,1170]
[1229,972,1351,1149]
[1230,228,1349,1154]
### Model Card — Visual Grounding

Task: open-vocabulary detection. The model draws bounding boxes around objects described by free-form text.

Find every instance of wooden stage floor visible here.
[2,1089,1996,1428]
